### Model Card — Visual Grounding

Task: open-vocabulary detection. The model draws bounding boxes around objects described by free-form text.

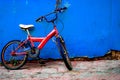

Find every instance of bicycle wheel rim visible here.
[1,40,27,70]
[60,43,72,70]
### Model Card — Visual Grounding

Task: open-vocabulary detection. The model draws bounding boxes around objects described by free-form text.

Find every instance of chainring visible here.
[28,47,40,58]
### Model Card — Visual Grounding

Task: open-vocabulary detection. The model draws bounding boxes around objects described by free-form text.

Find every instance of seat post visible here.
[26,29,31,36]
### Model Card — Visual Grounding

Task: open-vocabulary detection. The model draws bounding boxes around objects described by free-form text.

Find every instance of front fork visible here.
[52,35,64,44]
[56,36,66,47]
[55,35,67,54]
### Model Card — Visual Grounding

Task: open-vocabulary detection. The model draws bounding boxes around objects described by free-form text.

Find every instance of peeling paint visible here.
[64,1,71,8]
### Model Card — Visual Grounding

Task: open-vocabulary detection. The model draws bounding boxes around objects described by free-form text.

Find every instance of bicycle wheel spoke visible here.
[1,40,28,70]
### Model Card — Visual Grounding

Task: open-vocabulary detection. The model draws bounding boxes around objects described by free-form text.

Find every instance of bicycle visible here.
[1,7,72,70]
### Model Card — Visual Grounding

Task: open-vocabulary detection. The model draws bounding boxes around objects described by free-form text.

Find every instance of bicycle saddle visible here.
[19,24,34,30]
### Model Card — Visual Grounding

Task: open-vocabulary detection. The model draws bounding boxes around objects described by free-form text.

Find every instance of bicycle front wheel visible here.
[1,40,28,70]
[56,36,72,70]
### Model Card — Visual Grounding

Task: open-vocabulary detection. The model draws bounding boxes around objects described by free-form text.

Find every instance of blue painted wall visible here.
[0,0,120,60]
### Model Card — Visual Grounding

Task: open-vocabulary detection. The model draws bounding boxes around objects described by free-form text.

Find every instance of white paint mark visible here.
[64,1,71,8]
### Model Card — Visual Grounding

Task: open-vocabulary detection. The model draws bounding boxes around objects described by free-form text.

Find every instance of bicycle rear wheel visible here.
[56,36,72,70]
[1,40,28,70]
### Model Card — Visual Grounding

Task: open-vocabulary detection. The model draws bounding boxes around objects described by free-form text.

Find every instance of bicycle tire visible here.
[56,36,72,70]
[1,40,28,70]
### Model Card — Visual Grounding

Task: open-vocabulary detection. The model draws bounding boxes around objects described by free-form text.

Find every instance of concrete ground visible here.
[0,60,120,80]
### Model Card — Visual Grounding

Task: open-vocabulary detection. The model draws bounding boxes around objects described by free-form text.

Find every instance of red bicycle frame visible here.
[28,26,58,49]
[11,26,59,56]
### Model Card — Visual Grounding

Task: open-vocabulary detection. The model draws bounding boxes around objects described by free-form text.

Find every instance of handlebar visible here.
[55,7,67,12]
[36,7,67,23]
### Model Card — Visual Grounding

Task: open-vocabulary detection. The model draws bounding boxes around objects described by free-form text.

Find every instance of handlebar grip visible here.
[36,16,44,22]
[36,18,41,22]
